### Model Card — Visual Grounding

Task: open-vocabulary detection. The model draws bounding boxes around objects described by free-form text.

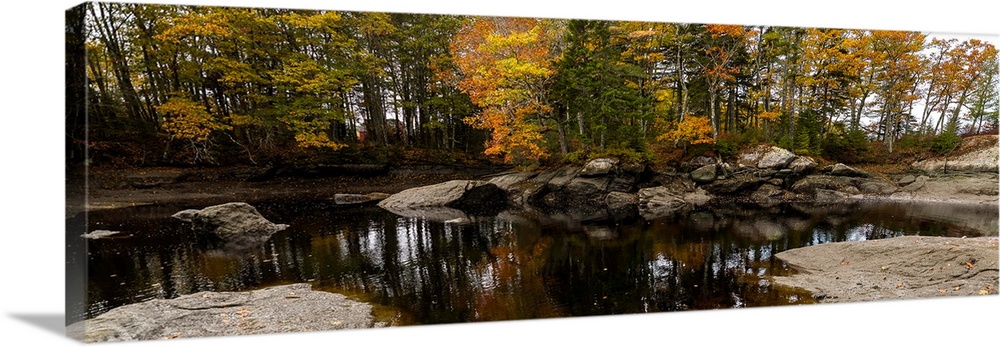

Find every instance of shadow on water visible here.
[71,198,996,325]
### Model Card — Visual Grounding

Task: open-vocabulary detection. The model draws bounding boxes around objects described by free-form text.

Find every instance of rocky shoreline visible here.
[68,284,385,342]
[376,142,998,225]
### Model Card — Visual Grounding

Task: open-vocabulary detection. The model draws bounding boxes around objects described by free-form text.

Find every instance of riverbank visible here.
[68,164,498,215]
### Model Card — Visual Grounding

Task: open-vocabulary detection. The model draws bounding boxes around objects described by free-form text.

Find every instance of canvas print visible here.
[65,1,999,343]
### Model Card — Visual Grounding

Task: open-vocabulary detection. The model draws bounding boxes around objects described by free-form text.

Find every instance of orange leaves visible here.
[451,17,556,164]
[657,116,715,147]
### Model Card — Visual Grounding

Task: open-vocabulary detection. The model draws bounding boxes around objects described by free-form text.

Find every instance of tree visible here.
[450,17,558,164]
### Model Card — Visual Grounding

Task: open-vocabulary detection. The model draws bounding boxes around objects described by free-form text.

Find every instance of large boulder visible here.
[787,156,819,174]
[689,164,718,184]
[580,158,619,176]
[172,202,288,245]
[67,284,383,342]
[703,172,767,195]
[377,180,507,214]
[789,175,859,195]
[739,145,797,170]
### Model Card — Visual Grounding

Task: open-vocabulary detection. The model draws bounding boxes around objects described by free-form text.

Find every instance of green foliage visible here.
[930,127,963,155]
[821,128,870,163]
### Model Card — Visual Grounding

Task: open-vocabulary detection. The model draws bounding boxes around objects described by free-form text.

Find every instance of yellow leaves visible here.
[451,17,555,164]
[156,98,230,142]
[758,111,781,121]
[293,132,346,150]
[657,115,715,147]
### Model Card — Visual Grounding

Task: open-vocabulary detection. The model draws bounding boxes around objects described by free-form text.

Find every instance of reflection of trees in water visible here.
[81,200,996,323]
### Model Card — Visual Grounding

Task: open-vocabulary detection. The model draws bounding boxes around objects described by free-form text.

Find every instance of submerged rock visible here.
[333,192,391,205]
[81,230,122,239]
[67,283,383,343]
[171,202,288,246]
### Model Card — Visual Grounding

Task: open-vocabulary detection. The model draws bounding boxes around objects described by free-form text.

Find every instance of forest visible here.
[66,3,999,168]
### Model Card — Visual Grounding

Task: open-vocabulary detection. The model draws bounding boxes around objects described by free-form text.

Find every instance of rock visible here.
[682,188,713,207]
[787,157,819,173]
[898,175,916,185]
[911,135,999,173]
[172,202,288,244]
[899,175,929,192]
[378,180,507,214]
[580,158,619,176]
[857,180,898,196]
[681,156,717,173]
[637,186,689,219]
[605,191,638,211]
[486,172,537,190]
[556,176,611,206]
[738,145,797,170]
[825,163,870,178]
[544,166,581,187]
[757,146,798,169]
[81,230,122,239]
[814,188,853,203]
[67,284,383,342]
[653,174,697,193]
[790,175,859,195]
[689,164,718,184]
[333,193,390,205]
[750,184,785,205]
[703,172,767,195]
[772,236,999,303]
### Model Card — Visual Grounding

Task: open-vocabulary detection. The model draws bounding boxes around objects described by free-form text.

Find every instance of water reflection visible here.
[72,199,995,325]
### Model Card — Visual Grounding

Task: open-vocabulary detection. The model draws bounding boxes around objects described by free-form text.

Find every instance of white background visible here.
[1,1,997,346]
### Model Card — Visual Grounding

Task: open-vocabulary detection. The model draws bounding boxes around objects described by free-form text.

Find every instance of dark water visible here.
[67,199,997,325]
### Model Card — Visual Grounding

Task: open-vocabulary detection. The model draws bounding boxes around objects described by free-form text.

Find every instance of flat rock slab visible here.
[69,283,383,342]
[772,236,999,303]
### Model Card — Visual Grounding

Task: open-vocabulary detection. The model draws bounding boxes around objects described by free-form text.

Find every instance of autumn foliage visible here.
[77,3,999,167]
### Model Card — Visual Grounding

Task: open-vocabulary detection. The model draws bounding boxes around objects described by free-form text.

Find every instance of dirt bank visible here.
[772,236,999,303]
[68,165,494,215]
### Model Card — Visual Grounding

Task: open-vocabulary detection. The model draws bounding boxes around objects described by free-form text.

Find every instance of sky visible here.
[0,1,998,347]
